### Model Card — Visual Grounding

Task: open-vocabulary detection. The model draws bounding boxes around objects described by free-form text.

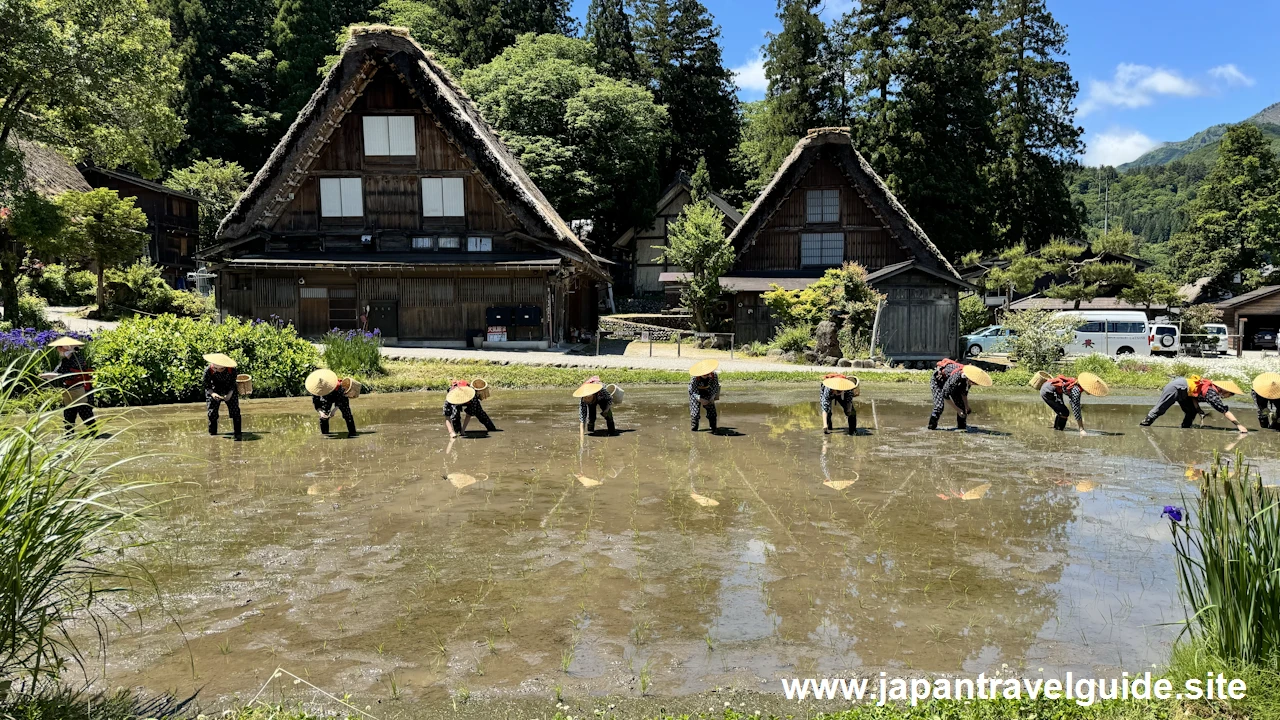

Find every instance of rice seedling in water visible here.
[560,648,574,673]
[639,659,652,695]
[1169,450,1280,668]
[0,358,159,685]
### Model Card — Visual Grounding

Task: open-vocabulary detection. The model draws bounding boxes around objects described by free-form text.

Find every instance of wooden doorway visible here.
[299,287,329,336]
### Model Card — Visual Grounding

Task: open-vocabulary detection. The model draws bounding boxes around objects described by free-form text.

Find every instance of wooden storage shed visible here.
[201,27,607,343]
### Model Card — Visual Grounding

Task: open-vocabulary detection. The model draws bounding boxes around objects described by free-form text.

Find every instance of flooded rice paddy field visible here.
[87,385,1280,706]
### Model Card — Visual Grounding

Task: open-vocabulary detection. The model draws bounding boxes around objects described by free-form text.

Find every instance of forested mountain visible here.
[1122,101,1280,169]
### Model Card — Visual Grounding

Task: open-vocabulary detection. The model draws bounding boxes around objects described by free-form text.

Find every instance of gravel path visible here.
[377,345,895,374]
[46,306,120,333]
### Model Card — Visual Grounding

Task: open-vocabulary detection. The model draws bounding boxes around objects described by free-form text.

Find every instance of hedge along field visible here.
[88,316,319,406]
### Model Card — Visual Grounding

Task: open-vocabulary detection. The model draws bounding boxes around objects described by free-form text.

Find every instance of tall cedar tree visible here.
[160,0,278,167]
[585,0,642,81]
[427,0,576,68]
[990,0,1083,247]
[1169,123,1280,293]
[762,0,835,141]
[888,0,1000,258]
[634,0,741,190]
[273,0,382,118]
[833,0,906,169]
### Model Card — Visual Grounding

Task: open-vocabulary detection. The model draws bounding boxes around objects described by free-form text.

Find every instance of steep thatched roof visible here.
[728,128,958,278]
[614,171,742,248]
[11,139,91,197]
[209,26,602,276]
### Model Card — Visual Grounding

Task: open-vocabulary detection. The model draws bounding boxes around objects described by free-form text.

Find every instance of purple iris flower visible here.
[1161,506,1184,523]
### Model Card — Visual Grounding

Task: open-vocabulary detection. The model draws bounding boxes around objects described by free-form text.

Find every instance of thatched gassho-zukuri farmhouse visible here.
[201,26,609,345]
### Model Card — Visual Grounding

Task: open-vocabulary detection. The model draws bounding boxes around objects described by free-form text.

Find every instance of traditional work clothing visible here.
[203,366,242,439]
[689,373,720,431]
[313,389,356,435]
[820,374,857,434]
[53,346,96,432]
[1040,376,1084,431]
[443,381,496,435]
[1252,391,1280,429]
[929,359,970,430]
[1141,377,1229,428]
[577,378,616,434]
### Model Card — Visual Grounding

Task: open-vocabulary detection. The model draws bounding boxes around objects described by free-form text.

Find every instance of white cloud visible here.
[732,51,768,95]
[1077,62,1256,117]
[1078,64,1201,117]
[1209,63,1255,87]
[1083,130,1161,167]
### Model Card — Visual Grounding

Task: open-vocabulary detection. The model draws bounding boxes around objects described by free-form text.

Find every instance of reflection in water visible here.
[83,386,1280,702]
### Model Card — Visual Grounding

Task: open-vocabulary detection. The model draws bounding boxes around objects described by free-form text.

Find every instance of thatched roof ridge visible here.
[10,138,91,197]
[210,28,599,275]
[728,128,957,277]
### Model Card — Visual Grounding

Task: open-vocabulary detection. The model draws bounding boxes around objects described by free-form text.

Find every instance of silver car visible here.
[962,325,1012,357]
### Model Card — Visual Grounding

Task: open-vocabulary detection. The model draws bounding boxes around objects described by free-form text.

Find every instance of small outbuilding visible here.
[1216,286,1280,351]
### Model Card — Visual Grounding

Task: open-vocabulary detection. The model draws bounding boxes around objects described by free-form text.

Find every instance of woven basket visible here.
[849,376,861,397]
[472,378,490,400]
[606,383,624,405]
[236,374,253,395]
[1029,371,1052,390]
[343,377,362,399]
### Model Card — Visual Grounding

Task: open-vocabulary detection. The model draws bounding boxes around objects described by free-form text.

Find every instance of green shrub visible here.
[88,316,319,406]
[321,328,384,376]
[999,309,1081,372]
[739,341,768,357]
[959,293,990,335]
[11,295,51,331]
[769,324,813,354]
[762,263,883,335]
[104,261,213,317]
[31,264,95,306]
[1169,450,1280,669]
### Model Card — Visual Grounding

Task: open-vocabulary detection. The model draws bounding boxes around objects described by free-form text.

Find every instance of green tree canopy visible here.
[165,158,252,248]
[585,0,641,81]
[55,189,149,311]
[656,199,735,331]
[461,34,666,243]
[1169,123,1280,293]
[1119,270,1183,311]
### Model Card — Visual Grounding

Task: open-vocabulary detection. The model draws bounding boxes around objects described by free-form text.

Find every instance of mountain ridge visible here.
[1117,101,1280,169]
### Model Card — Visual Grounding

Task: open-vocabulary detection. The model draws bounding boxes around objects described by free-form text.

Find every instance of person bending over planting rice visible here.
[819,374,858,435]
[1038,372,1108,436]
[928,359,991,430]
[203,352,243,440]
[1140,375,1247,433]
[1251,372,1280,431]
[306,369,358,437]
[574,376,617,436]
[443,380,497,438]
[688,360,720,433]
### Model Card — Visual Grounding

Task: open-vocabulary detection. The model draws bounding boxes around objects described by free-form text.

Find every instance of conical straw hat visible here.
[1213,379,1244,397]
[1077,372,1109,397]
[203,352,237,368]
[46,336,84,347]
[821,375,856,392]
[962,364,992,387]
[573,382,604,398]
[446,385,476,404]
[689,359,719,377]
[1253,372,1280,400]
[305,368,339,396]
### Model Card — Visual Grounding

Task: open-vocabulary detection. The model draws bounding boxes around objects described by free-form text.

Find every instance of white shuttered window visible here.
[422,177,465,217]
[467,237,492,252]
[320,178,363,217]
[363,116,416,156]
[800,232,844,267]
[805,189,840,223]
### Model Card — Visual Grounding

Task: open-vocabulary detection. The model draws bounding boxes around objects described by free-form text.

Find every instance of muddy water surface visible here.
[90,384,1279,706]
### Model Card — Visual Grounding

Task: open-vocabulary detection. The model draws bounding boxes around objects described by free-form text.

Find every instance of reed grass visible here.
[0,357,156,688]
[1170,450,1280,669]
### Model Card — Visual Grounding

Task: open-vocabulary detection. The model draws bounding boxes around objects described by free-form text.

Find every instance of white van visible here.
[1202,323,1229,355]
[1054,311,1152,357]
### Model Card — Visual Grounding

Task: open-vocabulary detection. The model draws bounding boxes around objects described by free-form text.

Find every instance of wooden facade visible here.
[1216,286,1280,351]
[613,175,741,296]
[688,128,969,361]
[203,28,606,343]
[82,167,200,288]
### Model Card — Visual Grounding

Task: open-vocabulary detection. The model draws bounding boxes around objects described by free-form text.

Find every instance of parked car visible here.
[1202,323,1229,355]
[1055,311,1152,357]
[962,325,1013,356]
[1253,327,1278,350]
[1150,324,1180,357]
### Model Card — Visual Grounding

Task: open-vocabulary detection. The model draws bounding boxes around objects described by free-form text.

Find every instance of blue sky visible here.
[570,0,1280,166]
